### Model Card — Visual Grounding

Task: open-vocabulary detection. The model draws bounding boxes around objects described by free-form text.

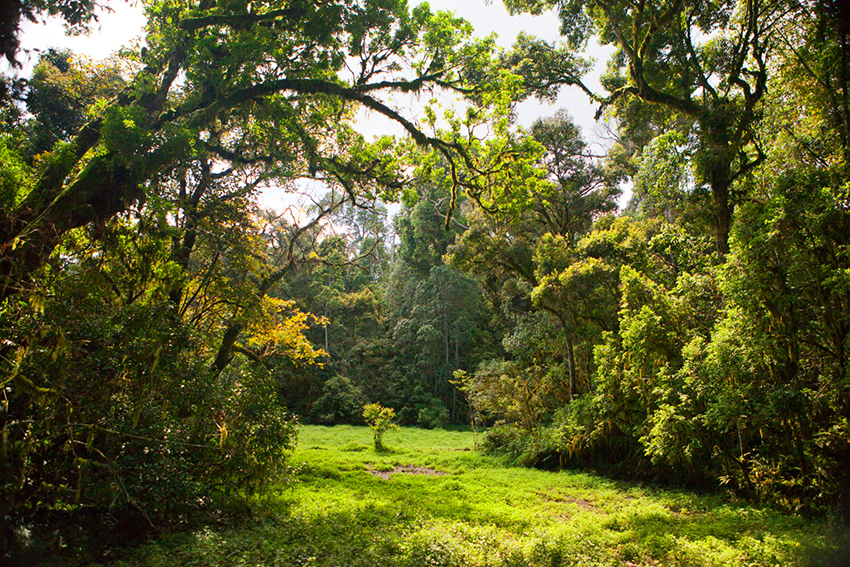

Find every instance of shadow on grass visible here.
[104,495,850,567]
[112,500,415,567]
[617,505,850,567]
[374,442,395,454]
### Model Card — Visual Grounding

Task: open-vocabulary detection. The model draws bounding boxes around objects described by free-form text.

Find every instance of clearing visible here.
[111,425,847,567]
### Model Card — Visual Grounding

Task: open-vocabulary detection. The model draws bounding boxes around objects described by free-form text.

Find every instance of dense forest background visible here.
[1,0,849,550]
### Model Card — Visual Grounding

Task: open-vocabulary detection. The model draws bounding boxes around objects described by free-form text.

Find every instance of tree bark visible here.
[213,323,244,373]
[711,171,733,256]
[552,311,577,400]
[1,154,145,300]
[565,331,576,400]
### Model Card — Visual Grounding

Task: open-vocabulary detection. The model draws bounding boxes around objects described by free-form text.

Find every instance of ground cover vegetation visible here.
[1,0,849,561]
[97,426,850,567]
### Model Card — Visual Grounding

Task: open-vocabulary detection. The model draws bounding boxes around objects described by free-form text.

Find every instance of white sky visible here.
[7,0,612,132]
[6,1,148,73]
[5,0,624,210]
[359,0,614,140]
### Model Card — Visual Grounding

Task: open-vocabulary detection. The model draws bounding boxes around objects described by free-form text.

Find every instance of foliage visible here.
[0,292,299,534]
[417,398,450,430]
[311,375,365,425]
[0,0,550,553]
[429,0,850,521]
[363,402,398,451]
[385,187,496,424]
[0,0,527,305]
[481,422,561,467]
[0,135,32,212]
[509,0,772,252]
[2,0,850,553]
[23,49,127,161]
[97,426,849,567]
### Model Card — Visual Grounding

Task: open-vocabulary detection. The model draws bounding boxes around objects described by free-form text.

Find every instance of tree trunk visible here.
[213,322,243,373]
[169,164,211,307]
[702,113,738,256]
[444,314,450,400]
[712,175,732,256]
[1,154,144,301]
[548,309,577,400]
[565,332,576,400]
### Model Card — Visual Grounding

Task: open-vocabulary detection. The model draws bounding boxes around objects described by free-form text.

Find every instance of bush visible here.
[311,375,364,425]
[418,398,449,429]
[0,296,299,555]
[482,422,559,467]
[363,403,398,451]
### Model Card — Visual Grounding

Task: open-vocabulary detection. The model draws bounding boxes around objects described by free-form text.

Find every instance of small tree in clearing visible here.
[452,370,483,449]
[363,403,398,451]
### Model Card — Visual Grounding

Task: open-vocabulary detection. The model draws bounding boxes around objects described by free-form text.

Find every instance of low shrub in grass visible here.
[402,524,466,567]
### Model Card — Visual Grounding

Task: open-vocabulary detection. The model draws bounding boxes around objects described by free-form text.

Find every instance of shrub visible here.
[418,399,449,429]
[482,422,560,467]
[0,296,299,556]
[363,403,398,451]
[311,375,365,425]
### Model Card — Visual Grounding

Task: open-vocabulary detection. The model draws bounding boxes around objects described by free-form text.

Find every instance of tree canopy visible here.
[2,0,850,557]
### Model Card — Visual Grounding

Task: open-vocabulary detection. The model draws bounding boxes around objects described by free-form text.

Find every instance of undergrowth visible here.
[78,426,850,566]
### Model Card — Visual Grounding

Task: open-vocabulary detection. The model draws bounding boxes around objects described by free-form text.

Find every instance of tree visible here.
[0,0,517,302]
[0,193,319,546]
[5,0,527,541]
[380,184,498,424]
[363,402,398,451]
[671,5,850,509]
[505,0,776,253]
[395,185,467,277]
[387,260,490,423]
[264,198,397,418]
[450,110,618,401]
[629,131,711,233]
[528,109,620,243]
[21,50,125,160]
[531,234,620,398]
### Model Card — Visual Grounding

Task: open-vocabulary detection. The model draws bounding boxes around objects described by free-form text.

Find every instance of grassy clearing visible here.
[108,425,847,567]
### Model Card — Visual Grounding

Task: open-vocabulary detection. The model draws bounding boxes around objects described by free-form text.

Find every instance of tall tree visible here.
[383,186,496,424]
[451,111,618,398]
[505,0,778,252]
[0,0,514,301]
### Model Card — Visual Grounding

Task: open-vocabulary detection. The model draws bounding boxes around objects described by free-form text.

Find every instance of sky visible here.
[8,0,613,133]
[358,1,615,141]
[6,0,622,209]
[6,1,148,73]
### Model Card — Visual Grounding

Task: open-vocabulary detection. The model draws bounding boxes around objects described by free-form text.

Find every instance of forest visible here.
[1,0,849,562]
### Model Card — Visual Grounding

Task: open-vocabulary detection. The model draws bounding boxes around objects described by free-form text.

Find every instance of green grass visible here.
[107,425,847,567]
